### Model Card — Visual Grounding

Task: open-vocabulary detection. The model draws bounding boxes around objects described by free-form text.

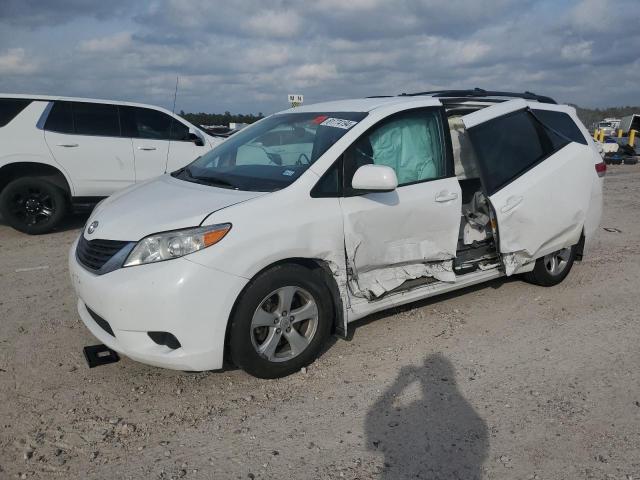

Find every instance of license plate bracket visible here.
[83,344,120,368]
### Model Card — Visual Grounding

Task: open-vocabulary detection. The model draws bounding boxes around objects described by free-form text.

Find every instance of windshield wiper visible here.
[184,166,236,189]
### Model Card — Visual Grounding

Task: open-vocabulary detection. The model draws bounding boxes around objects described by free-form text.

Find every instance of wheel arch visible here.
[0,161,72,197]
[223,257,345,361]
[574,228,586,262]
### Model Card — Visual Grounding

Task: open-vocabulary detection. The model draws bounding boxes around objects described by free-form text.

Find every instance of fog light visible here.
[147,331,181,350]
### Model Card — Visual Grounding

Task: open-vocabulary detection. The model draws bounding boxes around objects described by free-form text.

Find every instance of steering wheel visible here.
[296,153,310,166]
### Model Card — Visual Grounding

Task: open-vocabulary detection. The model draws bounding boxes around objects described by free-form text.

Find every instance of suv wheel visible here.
[523,246,576,287]
[229,264,332,379]
[0,177,68,234]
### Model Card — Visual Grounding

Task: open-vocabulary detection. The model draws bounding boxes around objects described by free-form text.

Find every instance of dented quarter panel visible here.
[526,102,604,253]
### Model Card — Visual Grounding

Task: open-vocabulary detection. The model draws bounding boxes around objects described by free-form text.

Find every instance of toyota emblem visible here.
[87,221,99,235]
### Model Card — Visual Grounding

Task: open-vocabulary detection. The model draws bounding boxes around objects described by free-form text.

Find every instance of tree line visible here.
[572,105,640,129]
[179,110,264,126]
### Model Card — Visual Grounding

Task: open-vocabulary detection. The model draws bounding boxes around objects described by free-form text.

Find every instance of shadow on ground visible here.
[365,354,488,479]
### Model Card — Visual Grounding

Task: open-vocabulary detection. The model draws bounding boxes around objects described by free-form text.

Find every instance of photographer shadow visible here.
[365,354,488,479]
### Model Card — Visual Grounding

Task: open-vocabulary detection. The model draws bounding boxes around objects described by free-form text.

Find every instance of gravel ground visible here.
[1,165,639,480]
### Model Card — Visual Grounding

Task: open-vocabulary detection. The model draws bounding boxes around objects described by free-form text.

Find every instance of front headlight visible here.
[123,223,231,267]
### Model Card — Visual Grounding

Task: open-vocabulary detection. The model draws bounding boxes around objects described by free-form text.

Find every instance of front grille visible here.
[76,236,129,271]
[86,306,115,337]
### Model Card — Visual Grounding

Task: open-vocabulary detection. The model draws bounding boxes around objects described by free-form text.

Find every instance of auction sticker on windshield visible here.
[320,118,358,129]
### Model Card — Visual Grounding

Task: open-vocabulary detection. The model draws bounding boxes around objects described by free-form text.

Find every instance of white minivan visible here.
[69,90,605,378]
[0,94,221,234]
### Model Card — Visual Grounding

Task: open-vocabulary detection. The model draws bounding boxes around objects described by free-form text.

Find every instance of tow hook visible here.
[83,344,120,368]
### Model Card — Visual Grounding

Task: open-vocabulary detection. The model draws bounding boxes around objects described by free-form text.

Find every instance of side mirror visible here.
[188,132,205,146]
[351,164,398,192]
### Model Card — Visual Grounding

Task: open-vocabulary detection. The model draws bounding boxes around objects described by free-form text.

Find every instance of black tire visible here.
[0,177,68,234]
[229,264,333,379]
[523,245,576,287]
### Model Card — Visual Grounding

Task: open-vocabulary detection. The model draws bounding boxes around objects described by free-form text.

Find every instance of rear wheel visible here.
[229,264,332,379]
[0,177,68,234]
[523,246,576,286]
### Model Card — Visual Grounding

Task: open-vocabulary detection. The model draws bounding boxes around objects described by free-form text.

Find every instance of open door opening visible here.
[447,114,501,276]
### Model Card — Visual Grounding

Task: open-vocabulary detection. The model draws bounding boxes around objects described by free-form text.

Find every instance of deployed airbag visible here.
[369,117,444,184]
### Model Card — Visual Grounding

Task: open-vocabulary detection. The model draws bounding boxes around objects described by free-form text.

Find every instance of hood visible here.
[85,174,265,241]
[205,133,226,148]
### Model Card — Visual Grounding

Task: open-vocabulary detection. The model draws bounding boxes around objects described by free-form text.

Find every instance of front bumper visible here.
[69,238,248,371]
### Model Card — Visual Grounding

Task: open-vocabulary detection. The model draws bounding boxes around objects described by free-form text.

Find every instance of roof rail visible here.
[397,88,557,104]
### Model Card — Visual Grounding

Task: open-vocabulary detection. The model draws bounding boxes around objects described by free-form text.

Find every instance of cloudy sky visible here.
[1,0,638,115]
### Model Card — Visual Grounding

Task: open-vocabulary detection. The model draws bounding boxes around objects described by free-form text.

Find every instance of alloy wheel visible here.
[250,286,319,362]
[543,247,572,276]
[9,185,56,227]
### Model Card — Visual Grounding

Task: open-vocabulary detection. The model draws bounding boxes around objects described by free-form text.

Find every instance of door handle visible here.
[500,196,523,213]
[435,191,458,203]
[137,146,156,151]
[56,143,78,148]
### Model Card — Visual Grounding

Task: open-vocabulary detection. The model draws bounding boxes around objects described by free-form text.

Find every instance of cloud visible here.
[243,45,290,69]
[561,41,593,61]
[0,0,134,27]
[568,0,616,32]
[292,63,339,84]
[0,48,38,74]
[244,10,302,38]
[78,32,133,53]
[0,0,639,113]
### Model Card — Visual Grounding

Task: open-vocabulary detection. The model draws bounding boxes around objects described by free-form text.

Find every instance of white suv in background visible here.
[69,89,605,378]
[0,94,221,234]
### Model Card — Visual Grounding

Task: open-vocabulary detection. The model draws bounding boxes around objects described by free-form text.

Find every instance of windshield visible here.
[173,111,367,191]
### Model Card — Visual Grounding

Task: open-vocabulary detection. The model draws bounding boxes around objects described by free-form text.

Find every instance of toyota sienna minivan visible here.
[69,90,605,378]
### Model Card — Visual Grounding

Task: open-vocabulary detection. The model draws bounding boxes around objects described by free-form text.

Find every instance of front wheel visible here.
[0,177,68,234]
[229,264,333,379]
[523,246,576,287]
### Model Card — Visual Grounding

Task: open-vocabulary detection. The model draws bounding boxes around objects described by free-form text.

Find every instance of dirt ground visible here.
[1,165,639,480]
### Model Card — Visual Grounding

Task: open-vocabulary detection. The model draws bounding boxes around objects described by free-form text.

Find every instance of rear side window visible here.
[72,102,120,137]
[468,109,569,194]
[531,109,588,145]
[0,99,31,128]
[120,106,189,141]
[44,101,74,134]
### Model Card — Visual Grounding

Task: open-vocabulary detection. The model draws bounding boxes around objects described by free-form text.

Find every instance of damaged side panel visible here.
[462,101,595,276]
[487,142,593,275]
[354,260,456,298]
[341,178,461,299]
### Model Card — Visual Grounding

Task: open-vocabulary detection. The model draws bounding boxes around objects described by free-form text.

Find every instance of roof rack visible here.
[396,88,557,104]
